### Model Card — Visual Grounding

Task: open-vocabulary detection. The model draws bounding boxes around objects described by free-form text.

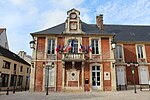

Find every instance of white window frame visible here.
[91,39,99,54]
[47,39,55,54]
[115,45,123,59]
[136,44,146,61]
[45,66,55,87]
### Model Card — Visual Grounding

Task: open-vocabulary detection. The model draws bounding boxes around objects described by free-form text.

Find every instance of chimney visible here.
[96,14,103,30]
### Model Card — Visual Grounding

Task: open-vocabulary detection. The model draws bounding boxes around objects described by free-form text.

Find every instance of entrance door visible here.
[92,66,100,90]
[139,67,149,84]
[117,67,125,85]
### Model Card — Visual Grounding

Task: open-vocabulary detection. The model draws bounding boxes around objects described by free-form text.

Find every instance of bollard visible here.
[25,86,27,91]
[6,87,9,95]
[13,86,15,93]
[125,84,127,90]
[119,85,121,90]
[21,86,22,92]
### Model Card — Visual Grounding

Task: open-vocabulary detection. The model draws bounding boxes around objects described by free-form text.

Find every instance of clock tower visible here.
[63,8,84,34]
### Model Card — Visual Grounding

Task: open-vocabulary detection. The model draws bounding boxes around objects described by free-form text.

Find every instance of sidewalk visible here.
[0,90,150,100]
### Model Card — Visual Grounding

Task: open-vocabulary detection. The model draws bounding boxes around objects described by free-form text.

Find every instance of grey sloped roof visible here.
[31,22,150,42]
[0,46,30,66]
[104,25,150,42]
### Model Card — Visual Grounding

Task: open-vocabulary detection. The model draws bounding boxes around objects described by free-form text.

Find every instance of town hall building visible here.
[29,8,150,92]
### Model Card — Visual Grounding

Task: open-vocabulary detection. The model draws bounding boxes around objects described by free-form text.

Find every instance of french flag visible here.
[55,46,59,52]
[67,42,72,50]
[79,44,83,52]
[63,45,67,52]
[89,45,92,52]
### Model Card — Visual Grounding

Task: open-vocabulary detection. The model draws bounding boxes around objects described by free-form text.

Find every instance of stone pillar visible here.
[111,62,117,91]
[62,61,65,90]
[82,62,85,88]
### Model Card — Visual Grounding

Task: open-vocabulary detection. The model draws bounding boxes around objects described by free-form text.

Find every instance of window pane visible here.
[97,77,100,86]
[92,66,95,70]
[91,39,99,54]
[97,66,100,70]
[48,39,55,54]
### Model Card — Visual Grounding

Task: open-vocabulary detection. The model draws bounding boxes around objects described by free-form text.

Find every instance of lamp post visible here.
[43,62,54,95]
[0,71,2,92]
[127,61,138,93]
[30,39,37,92]
[13,71,16,93]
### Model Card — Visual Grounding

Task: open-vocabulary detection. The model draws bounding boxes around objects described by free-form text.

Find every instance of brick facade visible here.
[30,9,150,92]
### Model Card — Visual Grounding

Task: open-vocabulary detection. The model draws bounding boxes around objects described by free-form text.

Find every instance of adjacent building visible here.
[0,28,31,91]
[30,8,150,92]
[0,46,31,91]
[0,28,9,49]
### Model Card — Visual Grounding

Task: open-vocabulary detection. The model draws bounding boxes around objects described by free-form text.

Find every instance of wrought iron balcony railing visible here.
[62,53,85,61]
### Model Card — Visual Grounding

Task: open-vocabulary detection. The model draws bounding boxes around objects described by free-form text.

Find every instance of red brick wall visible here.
[123,44,139,84]
[82,37,90,91]
[37,37,45,60]
[101,38,111,91]
[84,62,90,91]
[82,37,89,59]
[35,61,44,91]
[35,37,45,91]
[101,38,110,59]
[145,44,150,63]
[124,44,137,62]
[56,61,62,91]
[57,37,65,60]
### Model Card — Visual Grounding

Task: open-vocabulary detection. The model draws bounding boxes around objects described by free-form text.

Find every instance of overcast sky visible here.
[0,0,150,55]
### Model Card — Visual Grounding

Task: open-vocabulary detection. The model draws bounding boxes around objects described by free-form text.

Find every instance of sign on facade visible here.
[104,72,110,80]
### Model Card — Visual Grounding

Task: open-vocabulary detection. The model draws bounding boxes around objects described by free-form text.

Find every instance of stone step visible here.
[63,87,84,92]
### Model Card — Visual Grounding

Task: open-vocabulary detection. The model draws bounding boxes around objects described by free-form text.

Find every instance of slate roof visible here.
[0,28,6,34]
[31,22,150,42]
[0,46,30,66]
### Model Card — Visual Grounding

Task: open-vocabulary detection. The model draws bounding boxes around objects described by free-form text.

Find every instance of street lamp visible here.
[30,40,36,49]
[127,61,138,93]
[111,35,116,50]
[43,62,55,95]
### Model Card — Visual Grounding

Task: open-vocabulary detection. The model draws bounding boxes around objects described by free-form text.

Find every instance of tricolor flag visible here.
[55,46,59,52]
[89,45,92,52]
[67,42,72,50]
[63,45,67,52]
[79,44,83,52]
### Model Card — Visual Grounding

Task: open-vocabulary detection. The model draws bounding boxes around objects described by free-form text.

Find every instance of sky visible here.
[0,0,150,56]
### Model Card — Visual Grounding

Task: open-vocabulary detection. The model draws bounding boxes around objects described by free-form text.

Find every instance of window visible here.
[27,68,29,73]
[14,64,17,70]
[137,45,144,58]
[91,39,99,54]
[10,75,17,86]
[45,68,55,87]
[68,39,78,53]
[92,66,100,86]
[1,74,9,87]
[17,76,23,86]
[3,60,11,69]
[20,66,23,72]
[115,45,123,59]
[47,39,55,54]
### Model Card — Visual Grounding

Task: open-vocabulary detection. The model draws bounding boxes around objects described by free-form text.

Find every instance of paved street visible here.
[0,90,150,100]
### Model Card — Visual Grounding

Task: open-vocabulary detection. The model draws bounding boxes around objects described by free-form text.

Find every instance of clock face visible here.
[70,13,77,19]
